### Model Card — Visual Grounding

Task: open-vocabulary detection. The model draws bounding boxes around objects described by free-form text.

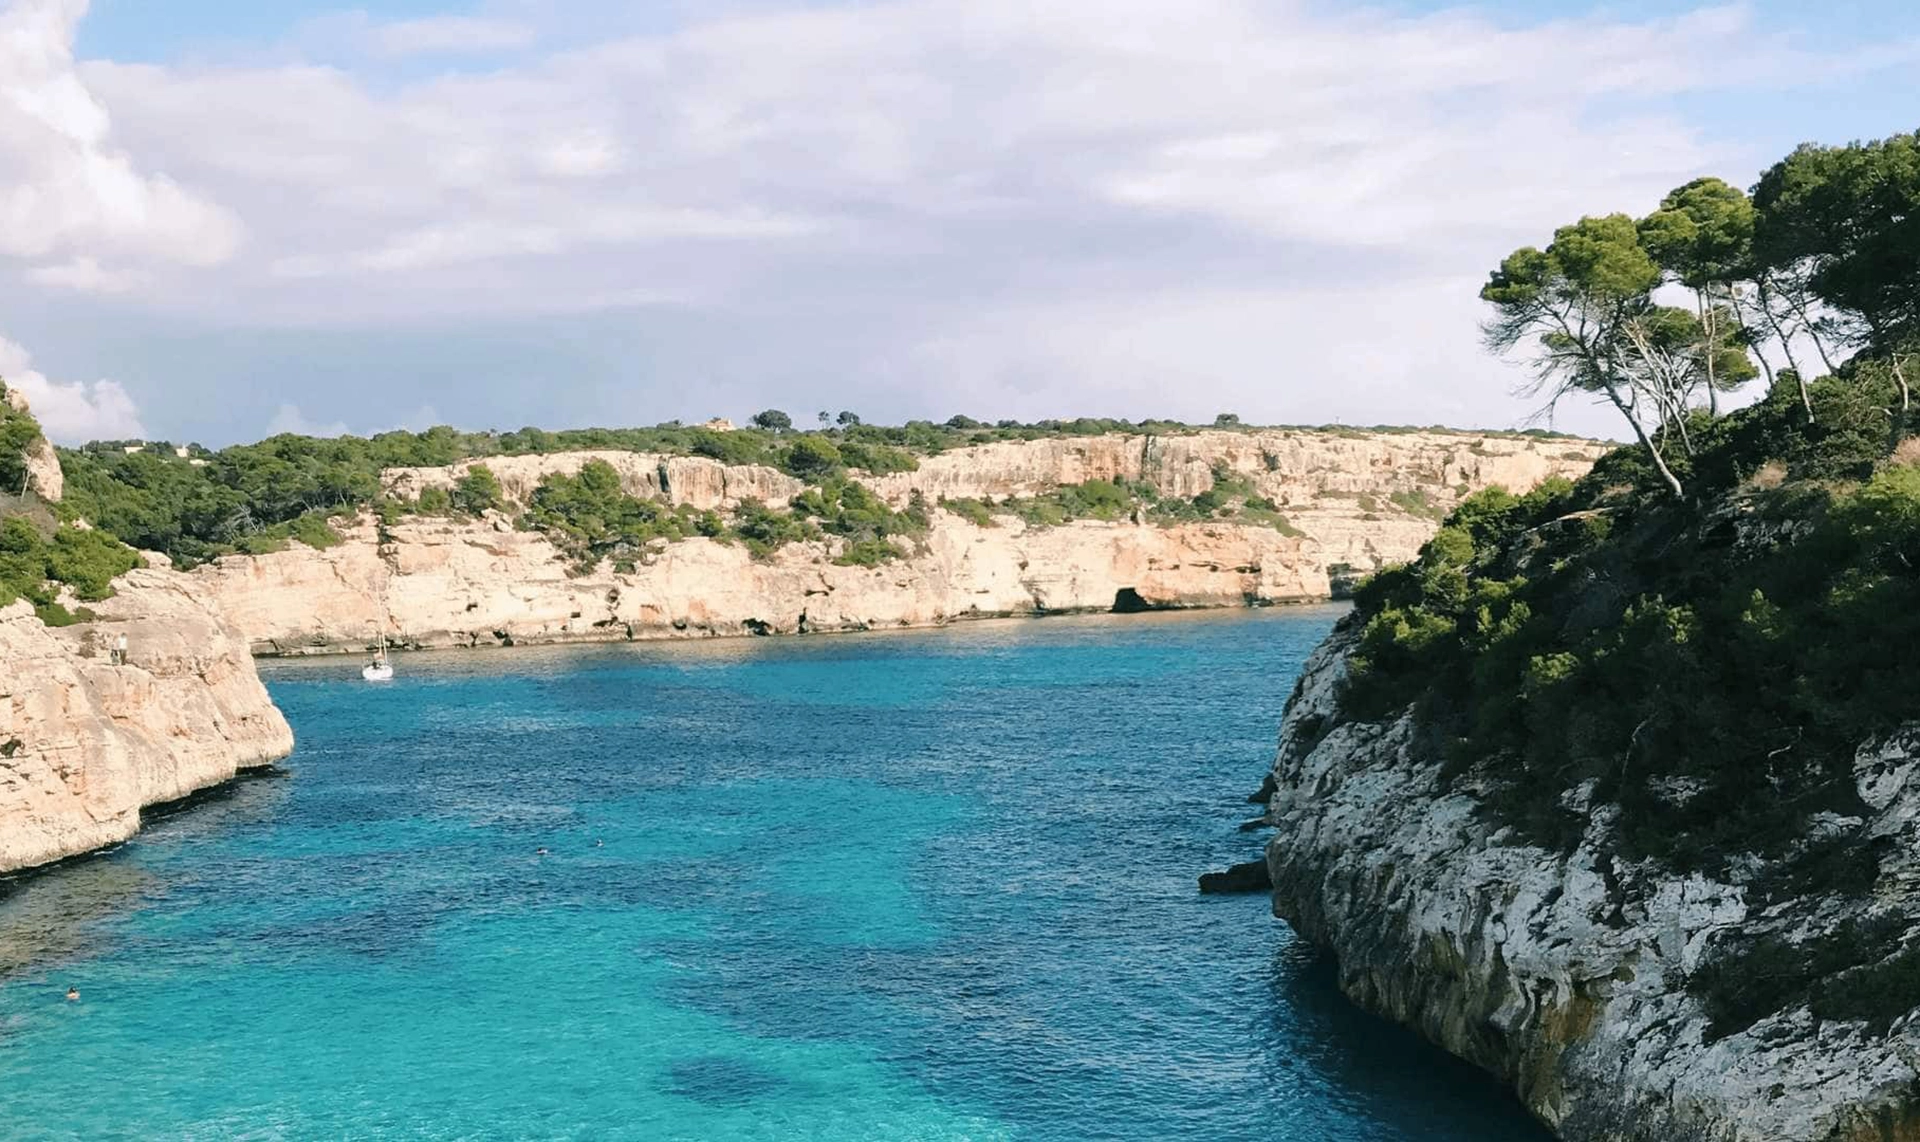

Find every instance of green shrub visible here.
[0,515,142,612]
[286,512,345,551]
[0,397,44,496]
[1389,489,1446,520]
[791,480,929,564]
[452,464,504,513]
[731,500,818,559]
[520,460,719,570]
[46,527,143,599]
[780,435,845,481]
[940,497,997,528]
[839,441,919,475]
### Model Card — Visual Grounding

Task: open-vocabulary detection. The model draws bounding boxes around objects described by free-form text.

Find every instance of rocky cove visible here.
[2,421,1596,878]
[0,569,293,874]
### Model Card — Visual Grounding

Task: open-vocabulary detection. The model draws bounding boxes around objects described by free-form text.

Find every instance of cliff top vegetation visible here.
[45,413,1579,571]
[0,385,144,624]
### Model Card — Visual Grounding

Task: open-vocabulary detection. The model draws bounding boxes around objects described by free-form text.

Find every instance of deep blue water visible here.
[0,607,1548,1140]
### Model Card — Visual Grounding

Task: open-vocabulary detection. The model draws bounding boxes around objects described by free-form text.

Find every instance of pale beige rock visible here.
[863,429,1607,508]
[2,385,63,503]
[195,513,1333,653]
[201,430,1602,655]
[382,451,803,512]
[0,570,293,873]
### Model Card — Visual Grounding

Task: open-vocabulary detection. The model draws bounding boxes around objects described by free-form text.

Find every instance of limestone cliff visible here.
[860,428,1596,508]
[193,429,1603,655]
[1260,623,1920,1142]
[383,450,804,512]
[0,569,294,874]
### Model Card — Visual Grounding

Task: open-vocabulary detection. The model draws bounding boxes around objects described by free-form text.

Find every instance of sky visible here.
[0,0,1916,445]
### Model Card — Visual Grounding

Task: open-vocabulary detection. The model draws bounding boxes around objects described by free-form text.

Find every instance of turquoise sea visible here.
[0,607,1547,1140]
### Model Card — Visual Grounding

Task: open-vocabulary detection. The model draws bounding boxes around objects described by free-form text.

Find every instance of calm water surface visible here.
[0,607,1547,1140]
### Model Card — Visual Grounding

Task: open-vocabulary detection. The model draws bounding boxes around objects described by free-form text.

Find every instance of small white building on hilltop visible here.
[699,418,736,432]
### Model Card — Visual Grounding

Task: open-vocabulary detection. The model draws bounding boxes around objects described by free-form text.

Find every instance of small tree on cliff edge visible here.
[1482,214,1693,498]
[751,409,793,433]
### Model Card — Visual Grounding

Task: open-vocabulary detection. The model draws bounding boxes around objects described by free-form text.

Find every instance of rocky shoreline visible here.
[0,569,294,875]
[1256,620,1920,1142]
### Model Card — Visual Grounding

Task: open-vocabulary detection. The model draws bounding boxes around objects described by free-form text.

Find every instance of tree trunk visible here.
[1729,292,1779,389]
[1783,287,1839,375]
[1757,277,1813,420]
[1698,290,1720,417]
[1603,384,1685,499]
[1894,356,1914,450]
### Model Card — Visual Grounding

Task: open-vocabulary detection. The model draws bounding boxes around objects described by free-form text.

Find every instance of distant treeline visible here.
[50,414,1581,569]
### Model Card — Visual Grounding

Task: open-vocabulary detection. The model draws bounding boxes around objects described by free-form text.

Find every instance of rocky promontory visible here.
[1250,378,1920,1140]
[1,386,294,875]
[194,428,1603,655]
[1260,623,1920,1141]
[0,573,294,874]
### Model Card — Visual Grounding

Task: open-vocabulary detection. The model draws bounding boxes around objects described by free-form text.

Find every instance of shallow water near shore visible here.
[0,607,1547,1140]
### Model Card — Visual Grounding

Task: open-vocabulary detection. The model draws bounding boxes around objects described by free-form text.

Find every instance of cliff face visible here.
[383,450,805,512]
[861,428,1601,508]
[192,430,1602,655]
[195,512,1340,653]
[1262,624,1920,1142]
[0,569,294,874]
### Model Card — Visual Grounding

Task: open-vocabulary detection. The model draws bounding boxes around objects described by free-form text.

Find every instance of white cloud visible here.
[75,0,1828,318]
[266,403,349,438]
[3,0,1914,438]
[0,333,146,442]
[25,255,148,293]
[261,402,446,440]
[0,0,242,270]
[367,16,536,57]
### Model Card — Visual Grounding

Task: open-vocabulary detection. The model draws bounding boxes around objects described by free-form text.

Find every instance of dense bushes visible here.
[1341,373,1920,870]
[520,460,724,572]
[790,480,930,566]
[0,516,143,623]
[515,463,930,568]
[453,465,503,514]
[984,469,1309,535]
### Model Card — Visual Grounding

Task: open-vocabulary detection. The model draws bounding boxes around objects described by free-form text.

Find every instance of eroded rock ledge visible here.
[1261,622,1920,1142]
[0,570,294,874]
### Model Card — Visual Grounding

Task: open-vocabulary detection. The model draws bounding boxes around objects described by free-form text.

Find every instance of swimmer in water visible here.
[65,987,79,1002]
[536,847,549,856]
[594,839,604,848]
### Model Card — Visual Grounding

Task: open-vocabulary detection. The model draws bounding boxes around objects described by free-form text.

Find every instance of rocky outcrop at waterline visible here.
[0,569,294,874]
[1257,622,1920,1142]
[1,387,292,876]
[194,429,1605,655]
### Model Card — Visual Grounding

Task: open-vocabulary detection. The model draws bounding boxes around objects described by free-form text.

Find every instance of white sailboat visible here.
[361,632,394,681]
